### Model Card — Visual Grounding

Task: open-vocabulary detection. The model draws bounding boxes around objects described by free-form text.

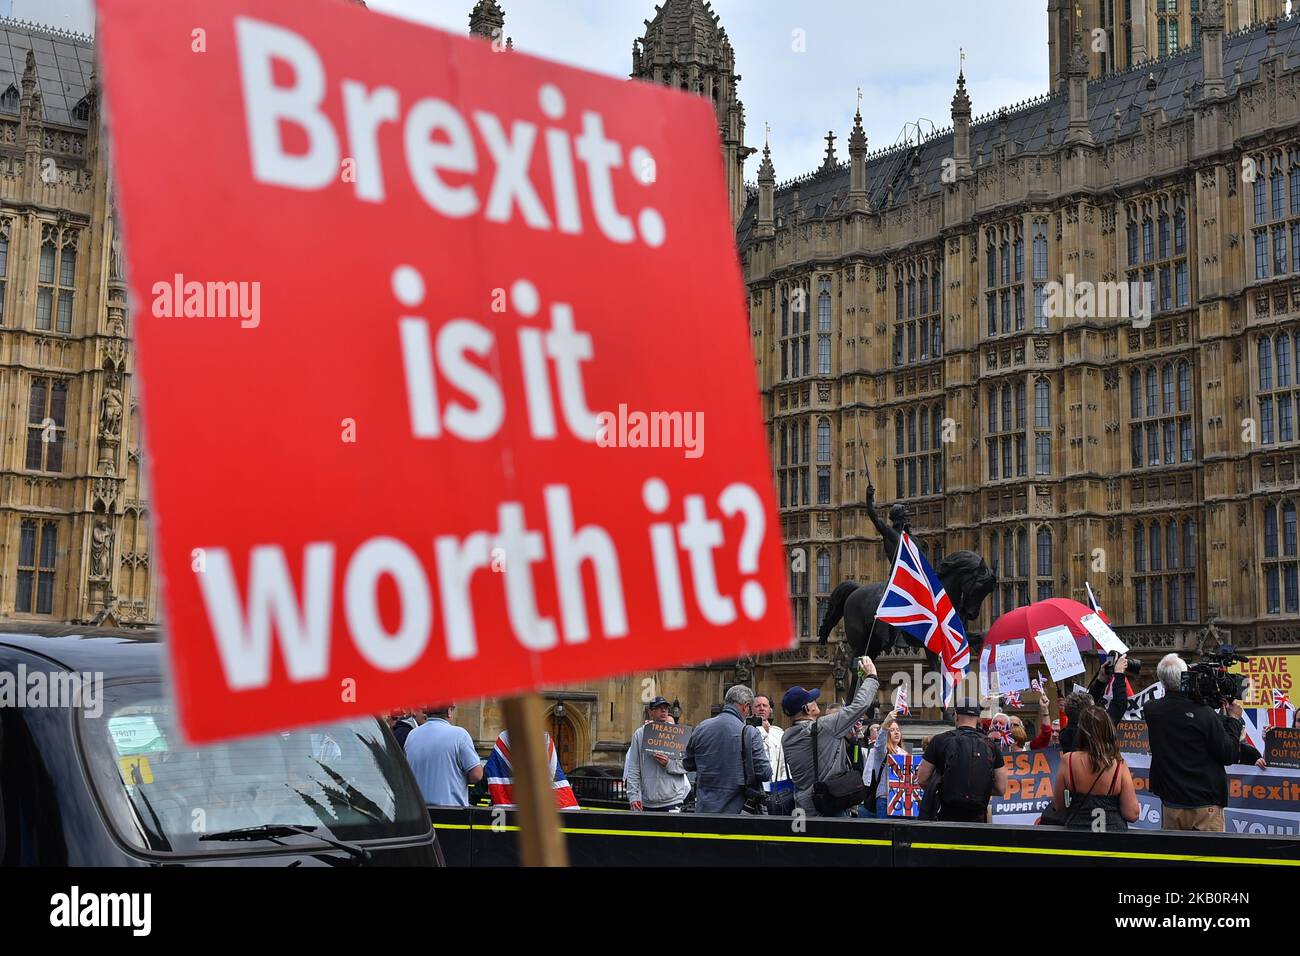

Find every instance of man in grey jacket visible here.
[781,656,879,816]
[683,685,771,813]
[624,697,692,811]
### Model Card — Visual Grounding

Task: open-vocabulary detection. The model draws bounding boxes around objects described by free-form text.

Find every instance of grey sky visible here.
[23,0,1050,182]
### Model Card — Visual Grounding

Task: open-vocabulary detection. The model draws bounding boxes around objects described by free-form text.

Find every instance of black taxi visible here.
[0,626,442,866]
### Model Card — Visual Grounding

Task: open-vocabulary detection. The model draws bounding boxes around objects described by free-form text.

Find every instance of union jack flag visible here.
[1271,689,1294,730]
[1002,690,1023,709]
[484,730,579,810]
[886,753,924,818]
[874,532,970,675]
[1030,677,1047,695]
[894,683,909,716]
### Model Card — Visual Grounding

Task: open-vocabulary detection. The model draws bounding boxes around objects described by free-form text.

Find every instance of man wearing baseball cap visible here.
[623,696,691,812]
[780,657,879,816]
[916,698,1009,823]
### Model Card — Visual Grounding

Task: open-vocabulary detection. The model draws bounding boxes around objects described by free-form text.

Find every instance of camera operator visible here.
[1143,653,1244,833]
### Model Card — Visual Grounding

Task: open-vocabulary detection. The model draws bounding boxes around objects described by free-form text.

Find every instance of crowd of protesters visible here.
[389,650,1266,834]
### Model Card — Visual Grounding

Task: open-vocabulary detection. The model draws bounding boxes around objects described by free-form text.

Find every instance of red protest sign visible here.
[95,0,790,743]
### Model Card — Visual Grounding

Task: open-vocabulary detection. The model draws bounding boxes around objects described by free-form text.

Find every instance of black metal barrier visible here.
[427,806,1300,867]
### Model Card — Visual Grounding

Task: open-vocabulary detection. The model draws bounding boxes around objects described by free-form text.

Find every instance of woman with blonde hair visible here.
[863,710,909,818]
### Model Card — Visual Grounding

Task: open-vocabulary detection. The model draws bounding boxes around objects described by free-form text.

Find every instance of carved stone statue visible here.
[90,520,113,579]
[100,376,123,441]
[865,483,912,562]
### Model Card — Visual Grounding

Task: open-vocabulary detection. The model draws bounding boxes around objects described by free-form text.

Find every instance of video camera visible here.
[1180,647,1251,708]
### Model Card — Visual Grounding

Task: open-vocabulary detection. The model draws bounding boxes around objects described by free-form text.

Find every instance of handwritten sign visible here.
[1036,625,1085,681]
[1080,612,1127,655]
[642,721,691,760]
[995,640,1030,693]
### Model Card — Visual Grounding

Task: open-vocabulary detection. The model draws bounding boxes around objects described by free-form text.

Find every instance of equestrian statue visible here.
[818,484,997,704]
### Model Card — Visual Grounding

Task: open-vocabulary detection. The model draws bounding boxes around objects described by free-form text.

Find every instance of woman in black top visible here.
[1051,706,1140,831]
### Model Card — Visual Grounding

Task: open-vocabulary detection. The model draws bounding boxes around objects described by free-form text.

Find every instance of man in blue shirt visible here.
[403,703,483,807]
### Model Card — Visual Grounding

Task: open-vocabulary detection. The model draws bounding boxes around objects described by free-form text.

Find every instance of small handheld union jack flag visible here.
[1002,690,1023,709]
[886,753,924,818]
[894,683,909,716]
[1271,689,1294,730]
[1030,676,1047,695]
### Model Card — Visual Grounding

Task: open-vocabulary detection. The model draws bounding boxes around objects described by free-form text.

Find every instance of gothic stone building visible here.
[16,0,1300,766]
[0,20,151,628]
[741,4,1300,716]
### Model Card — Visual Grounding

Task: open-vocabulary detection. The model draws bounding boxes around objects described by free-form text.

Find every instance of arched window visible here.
[1281,335,1293,388]
[1134,522,1146,572]
[0,85,17,112]
[817,277,832,332]
[817,419,831,462]
[816,549,831,593]
[1130,370,1141,418]
[1161,364,1174,413]
[1167,520,1179,569]
[1150,523,1163,571]
[1177,360,1191,410]
[1286,501,1298,557]
[1034,379,1050,427]
[1032,219,1048,279]
[1262,336,1274,391]
[1036,527,1053,600]
[1016,528,1028,576]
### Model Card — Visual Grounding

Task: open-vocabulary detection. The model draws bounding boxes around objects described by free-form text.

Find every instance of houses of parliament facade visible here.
[5,0,1300,765]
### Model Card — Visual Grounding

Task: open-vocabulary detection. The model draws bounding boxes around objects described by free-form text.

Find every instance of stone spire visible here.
[950,68,972,179]
[1066,26,1093,144]
[756,140,776,238]
[1201,0,1226,98]
[633,0,752,227]
[820,130,837,173]
[848,107,868,209]
[469,0,509,47]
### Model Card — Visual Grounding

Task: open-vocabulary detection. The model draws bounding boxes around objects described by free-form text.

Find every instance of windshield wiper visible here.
[199,824,372,862]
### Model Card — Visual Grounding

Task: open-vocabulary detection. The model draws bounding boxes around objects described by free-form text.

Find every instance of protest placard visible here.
[642,721,691,760]
[96,0,792,743]
[1036,625,1085,681]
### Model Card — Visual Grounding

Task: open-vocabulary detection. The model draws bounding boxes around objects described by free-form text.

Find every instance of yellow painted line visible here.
[909,841,1300,867]
[431,823,473,831]
[454,822,887,846]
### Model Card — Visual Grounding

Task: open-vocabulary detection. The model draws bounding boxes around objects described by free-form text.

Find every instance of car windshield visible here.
[79,680,428,855]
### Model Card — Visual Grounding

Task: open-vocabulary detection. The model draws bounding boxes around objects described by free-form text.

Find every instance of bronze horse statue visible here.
[818,550,998,703]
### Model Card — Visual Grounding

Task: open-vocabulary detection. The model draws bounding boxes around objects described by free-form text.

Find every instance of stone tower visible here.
[468,0,510,49]
[632,0,753,228]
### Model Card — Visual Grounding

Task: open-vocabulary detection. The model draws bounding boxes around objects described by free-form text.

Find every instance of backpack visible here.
[938,728,996,810]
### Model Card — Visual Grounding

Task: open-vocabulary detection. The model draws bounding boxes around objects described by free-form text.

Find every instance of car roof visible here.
[0,624,162,678]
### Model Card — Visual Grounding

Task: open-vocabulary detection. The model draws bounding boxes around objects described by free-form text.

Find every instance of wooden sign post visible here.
[502,694,568,867]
